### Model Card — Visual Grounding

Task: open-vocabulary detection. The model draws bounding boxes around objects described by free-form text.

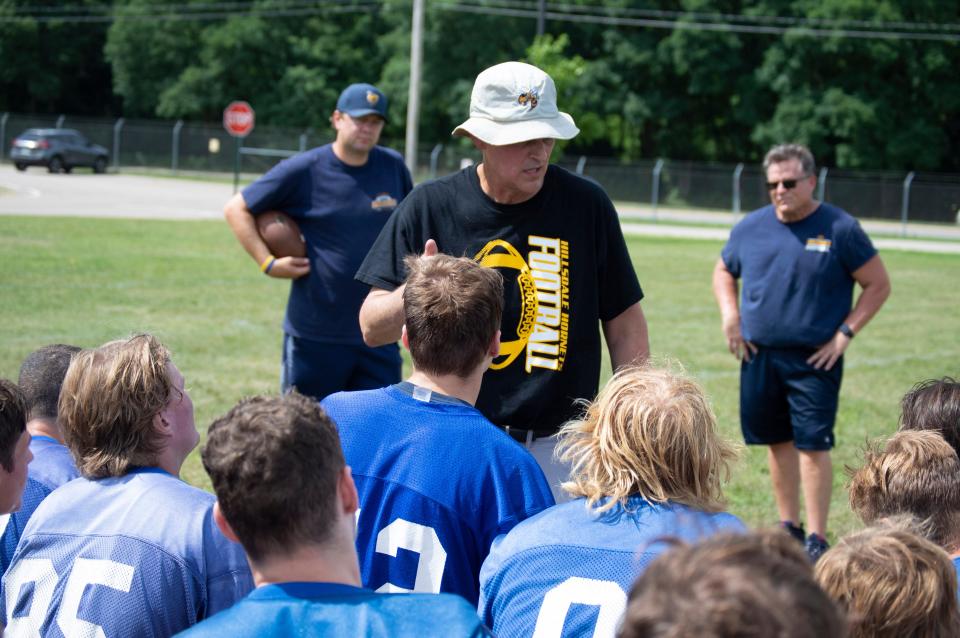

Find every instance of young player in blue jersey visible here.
[322,254,554,605]
[177,392,490,637]
[1,335,252,636]
[621,529,845,638]
[478,365,745,637]
[1,345,84,573]
[0,380,33,517]
[848,430,960,580]
[816,522,960,638]
[18,344,82,490]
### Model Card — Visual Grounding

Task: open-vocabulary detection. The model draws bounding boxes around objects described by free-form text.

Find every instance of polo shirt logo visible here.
[805,235,831,253]
[371,193,398,209]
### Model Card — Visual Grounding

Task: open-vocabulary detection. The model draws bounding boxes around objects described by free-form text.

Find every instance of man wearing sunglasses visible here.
[712,143,891,561]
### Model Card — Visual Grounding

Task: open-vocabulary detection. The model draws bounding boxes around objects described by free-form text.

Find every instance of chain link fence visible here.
[3,111,958,225]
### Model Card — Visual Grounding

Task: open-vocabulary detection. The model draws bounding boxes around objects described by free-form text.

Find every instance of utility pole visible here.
[405,0,425,175]
[537,0,545,35]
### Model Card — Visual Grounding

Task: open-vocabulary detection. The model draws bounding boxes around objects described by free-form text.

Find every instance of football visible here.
[256,211,306,258]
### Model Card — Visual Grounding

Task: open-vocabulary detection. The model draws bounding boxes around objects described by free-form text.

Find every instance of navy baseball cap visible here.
[336,83,389,121]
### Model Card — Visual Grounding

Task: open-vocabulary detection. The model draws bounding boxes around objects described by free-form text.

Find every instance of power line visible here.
[0,1,379,24]
[5,0,960,41]
[432,1,960,42]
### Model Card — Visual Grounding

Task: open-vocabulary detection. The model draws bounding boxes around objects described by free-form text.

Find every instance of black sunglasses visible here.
[766,178,807,191]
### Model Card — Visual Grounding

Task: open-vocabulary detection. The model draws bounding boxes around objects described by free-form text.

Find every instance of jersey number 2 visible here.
[374,518,447,594]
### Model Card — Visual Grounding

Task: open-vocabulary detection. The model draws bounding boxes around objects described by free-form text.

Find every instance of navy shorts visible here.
[281,333,401,401]
[740,346,843,451]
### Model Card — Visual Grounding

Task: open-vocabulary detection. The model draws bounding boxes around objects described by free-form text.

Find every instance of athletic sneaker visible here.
[780,521,806,544]
[805,533,830,563]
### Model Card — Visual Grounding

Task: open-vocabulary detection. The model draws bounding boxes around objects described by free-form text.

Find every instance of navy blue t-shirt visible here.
[243,144,412,344]
[721,203,876,347]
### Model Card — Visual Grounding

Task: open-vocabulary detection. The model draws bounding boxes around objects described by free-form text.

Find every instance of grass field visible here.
[1,214,958,540]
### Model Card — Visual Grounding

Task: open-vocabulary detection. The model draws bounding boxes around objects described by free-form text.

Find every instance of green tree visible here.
[0,0,115,114]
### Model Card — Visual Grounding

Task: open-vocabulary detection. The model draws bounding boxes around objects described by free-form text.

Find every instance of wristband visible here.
[259,255,276,274]
[839,323,855,339]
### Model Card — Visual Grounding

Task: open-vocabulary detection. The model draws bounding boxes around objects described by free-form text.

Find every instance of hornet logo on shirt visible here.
[371,193,398,209]
[805,235,832,253]
[474,236,569,373]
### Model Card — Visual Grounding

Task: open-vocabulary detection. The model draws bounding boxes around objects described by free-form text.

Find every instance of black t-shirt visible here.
[356,164,644,432]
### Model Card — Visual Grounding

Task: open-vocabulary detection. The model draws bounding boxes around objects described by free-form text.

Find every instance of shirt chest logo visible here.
[805,235,832,253]
[371,193,398,210]
[474,236,570,374]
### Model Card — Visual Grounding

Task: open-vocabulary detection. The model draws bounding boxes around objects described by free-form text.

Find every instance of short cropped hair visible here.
[402,254,503,378]
[59,334,172,478]
[0,380,28,473]
[18,344,81,421]
[815,522,960,638]
[763,143,816,176]
[899,377,960,456]
[848,430,960,551]
[202,393,345,562]
[557,365,739,513]
[620,529,845,638]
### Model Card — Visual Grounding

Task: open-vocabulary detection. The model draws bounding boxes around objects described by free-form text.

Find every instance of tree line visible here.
[2,0,958,171]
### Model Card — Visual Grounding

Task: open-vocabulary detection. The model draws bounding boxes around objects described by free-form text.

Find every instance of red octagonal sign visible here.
[223,101,255,138]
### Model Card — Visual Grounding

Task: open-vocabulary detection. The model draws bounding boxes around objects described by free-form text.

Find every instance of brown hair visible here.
[202,392,345,562]
[59,334,172,478]
[621,529,845,638]
[848,430,960,552]
[763,143,816,176]
[0,380,28,472]
[557,364,739,513]
[402,254,503,378]
[18,344,81,422]
[815,521,960,638]
[899,377,960,456]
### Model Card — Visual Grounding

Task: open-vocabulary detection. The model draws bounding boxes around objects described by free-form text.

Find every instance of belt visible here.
[498,425,554,444]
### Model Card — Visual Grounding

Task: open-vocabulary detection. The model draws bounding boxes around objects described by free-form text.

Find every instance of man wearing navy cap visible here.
[224,83,413,400]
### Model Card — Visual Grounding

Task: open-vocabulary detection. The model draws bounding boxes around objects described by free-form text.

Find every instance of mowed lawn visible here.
[1,215,958,539]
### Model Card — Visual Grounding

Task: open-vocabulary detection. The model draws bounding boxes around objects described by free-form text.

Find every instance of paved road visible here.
[0,165,228,220]
[1,165,958,254]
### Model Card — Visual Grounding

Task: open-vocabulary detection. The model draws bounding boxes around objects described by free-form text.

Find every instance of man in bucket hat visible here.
[356,62,649,501]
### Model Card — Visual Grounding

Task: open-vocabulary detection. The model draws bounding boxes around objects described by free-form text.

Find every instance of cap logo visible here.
[518,90,539,110]
[366,91,380,106]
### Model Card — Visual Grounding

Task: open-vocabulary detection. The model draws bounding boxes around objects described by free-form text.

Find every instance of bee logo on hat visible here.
[518,90,539,110]
[366,91,380,105]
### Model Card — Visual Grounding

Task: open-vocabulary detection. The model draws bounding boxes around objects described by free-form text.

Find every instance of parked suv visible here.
[10,128,109,174]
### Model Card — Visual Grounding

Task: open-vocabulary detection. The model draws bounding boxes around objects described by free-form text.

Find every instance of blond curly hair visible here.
[556,364,739,513]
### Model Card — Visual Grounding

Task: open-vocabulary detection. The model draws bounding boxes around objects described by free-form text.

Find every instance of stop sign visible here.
[223,101,255,138]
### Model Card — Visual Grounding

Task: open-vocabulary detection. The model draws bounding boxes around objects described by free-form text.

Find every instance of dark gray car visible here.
[10,128,109,174]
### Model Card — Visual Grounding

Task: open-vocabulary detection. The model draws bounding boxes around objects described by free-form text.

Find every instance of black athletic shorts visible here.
[739,346,843,451]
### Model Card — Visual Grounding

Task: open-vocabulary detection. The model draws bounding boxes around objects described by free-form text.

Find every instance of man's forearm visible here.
[845,281,891,334]
[224,193,271,264]
[845,255,892,334]
[712,259,740,321]
[603,302,650,370]
[359,287,406,346]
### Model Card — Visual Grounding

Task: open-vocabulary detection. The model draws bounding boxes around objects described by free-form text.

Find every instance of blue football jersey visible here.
[174,581,491,637]
[27,436,80,493]
[0,437,83,574]
[478,497,746,637]
[321,386,555,605]
[1,468,253,637]
[0,478,52,573]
